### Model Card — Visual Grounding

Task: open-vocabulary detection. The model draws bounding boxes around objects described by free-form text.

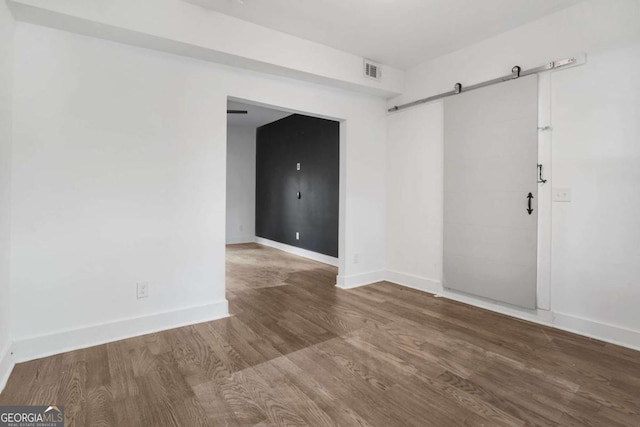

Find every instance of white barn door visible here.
[443,75,538,309]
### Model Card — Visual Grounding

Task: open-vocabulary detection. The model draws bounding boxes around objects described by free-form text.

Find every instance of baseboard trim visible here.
[385,270,442,294]
[226,235,256,245]
[553,312,640,352]
[336,270,385,289]
[384,271,640,352]
[0,342,15,394]
[11,300,229,363]
[438,287,553,326]
[255,237,338,267]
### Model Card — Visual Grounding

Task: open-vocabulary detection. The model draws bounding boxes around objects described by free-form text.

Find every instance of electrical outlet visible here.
[295,232,300,240]
[137,282,149,299]
[353,253,359,264]
[552,188,572,202]
[296,162,301,171]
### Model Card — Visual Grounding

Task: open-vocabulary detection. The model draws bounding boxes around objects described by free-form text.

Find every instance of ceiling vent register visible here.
[363,59,382,81]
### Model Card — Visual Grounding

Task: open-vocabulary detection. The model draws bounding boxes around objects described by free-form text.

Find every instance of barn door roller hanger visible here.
[388,55,584,113]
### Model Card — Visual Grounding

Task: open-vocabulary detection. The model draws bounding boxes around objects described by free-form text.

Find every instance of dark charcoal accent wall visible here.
[256,114,339,257]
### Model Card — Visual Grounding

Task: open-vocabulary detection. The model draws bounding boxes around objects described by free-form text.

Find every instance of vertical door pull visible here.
[537,164,547,184]
[527,192,534,215]
[297,191,301,199]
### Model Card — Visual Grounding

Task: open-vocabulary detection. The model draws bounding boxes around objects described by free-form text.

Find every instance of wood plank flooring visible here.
[2,242,639,426]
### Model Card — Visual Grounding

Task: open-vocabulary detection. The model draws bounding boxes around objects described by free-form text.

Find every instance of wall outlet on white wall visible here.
[137,282,149,299]
[552,188,572,202]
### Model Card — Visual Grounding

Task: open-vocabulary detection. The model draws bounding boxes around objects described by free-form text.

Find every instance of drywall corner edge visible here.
[11,300,229,363]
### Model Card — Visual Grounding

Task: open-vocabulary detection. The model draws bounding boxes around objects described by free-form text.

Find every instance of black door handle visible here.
[297,191,301,199]
[527,192,534,215]
[537,164,547,184]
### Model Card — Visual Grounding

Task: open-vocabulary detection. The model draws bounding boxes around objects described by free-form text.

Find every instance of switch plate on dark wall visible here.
[256,114,339,257]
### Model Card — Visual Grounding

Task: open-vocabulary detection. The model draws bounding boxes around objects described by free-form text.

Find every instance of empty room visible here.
[0,0,639,426]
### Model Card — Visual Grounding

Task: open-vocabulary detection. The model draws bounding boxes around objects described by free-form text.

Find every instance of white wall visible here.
[390,0,640,107]
[226,125,256,244]
[386,102,443,289]
[550,43,640,333]
[11,23,229,352]
[0,0,14,389]
[10,22,387,358]
[386,0,640,349]
[7,0,404,97]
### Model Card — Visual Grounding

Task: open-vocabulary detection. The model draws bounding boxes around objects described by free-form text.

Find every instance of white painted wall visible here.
[10,22,387,355]
[11,23,229,350]
[226,125,256,244]
[7,0,404,97]
[0,0,15,389]
[386,0,640,349]
[550,43,640,333]
[386,102,443,289]
[390,0,640,107]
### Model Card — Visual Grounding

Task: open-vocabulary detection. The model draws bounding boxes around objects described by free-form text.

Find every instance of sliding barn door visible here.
[443,75,538,309]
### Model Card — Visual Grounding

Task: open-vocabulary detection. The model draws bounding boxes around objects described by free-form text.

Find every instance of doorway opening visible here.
[225,98,343,313]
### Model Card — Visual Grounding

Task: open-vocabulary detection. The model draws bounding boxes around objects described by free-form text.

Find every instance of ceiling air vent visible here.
[363,59,382,81]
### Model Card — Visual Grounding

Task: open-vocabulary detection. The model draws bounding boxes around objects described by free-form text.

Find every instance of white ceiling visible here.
[185,0,584,69]
[227,100,292,128]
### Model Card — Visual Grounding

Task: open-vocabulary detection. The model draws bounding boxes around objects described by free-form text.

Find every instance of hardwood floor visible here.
[2,242,639,426]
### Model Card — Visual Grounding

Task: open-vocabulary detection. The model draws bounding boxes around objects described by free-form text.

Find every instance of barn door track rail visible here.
[388,55,584,113]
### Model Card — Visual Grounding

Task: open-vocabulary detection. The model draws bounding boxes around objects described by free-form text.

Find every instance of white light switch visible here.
[553,188,572,202]
[296,232,300,240]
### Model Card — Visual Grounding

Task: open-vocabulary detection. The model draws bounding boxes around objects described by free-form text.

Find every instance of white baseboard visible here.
[226,235,256,245]
[384,271,545,324]
[336,270,386,289]
[0,342,15,394]
[438,287,553,326]
[385,270,442,294]
[255,237,338,267]
[383,271,640,352]
[553,312,640,352]
[11,300,229,363]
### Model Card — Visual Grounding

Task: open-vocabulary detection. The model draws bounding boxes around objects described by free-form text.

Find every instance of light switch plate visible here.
[553,188,572,202]
[137,282,149,299]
